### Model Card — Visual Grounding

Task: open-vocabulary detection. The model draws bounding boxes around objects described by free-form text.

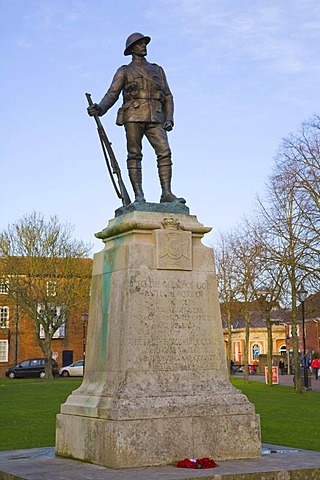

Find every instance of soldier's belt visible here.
[123,91,164,102]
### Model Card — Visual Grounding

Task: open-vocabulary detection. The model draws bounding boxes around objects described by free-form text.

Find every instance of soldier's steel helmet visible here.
[124,32,151,56]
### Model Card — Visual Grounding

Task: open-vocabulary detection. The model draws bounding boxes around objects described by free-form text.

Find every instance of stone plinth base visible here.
[56,211,261,468]
[56,412,260,468]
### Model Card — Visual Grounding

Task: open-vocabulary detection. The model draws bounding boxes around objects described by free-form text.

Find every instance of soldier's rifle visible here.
[85,93,131,207]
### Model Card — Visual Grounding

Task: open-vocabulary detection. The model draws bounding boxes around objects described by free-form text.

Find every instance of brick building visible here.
[0,258,92,377]
[222,292,320,370]
[294,291,320,357]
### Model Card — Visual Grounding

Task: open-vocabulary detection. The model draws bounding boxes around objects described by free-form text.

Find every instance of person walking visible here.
[279,359,285,375]
[311,356,320,380]
[87,32,185,205]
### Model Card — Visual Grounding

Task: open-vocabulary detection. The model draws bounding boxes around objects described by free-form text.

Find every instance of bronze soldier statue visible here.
[87,32,185,204]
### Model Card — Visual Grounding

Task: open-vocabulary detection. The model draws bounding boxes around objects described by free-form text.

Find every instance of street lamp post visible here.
[297,285,308,389]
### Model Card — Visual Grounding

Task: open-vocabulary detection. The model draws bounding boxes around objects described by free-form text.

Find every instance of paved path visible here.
[234,372,320,391]
[0,444,320,479]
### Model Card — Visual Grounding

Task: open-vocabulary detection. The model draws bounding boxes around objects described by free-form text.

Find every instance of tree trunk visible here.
[243,310,250,383]
[266,313,273,386]
[292,324,302,393]
[291,283,302,393]
[227,310,232,378]
[44,356,53,380]
[39,337,53,380]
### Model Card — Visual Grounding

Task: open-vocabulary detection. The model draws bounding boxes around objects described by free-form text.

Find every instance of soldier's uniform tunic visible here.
[98,57,173,172]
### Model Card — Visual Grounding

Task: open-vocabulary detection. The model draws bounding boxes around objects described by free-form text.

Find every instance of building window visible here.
[279,345,287,354]
[0,280,9,295]
[46,281,57,297]
[252,344,260,361]
[38,304,65,338]
[0,307,9,328]
[40,323,66,339]
[289,325,299,337]
[0,340,8,362]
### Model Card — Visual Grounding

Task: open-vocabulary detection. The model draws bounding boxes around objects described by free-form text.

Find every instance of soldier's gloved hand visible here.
[87,103,102,117]
[163,120,173,132]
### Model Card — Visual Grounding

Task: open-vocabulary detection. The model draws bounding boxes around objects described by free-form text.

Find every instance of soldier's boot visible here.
[158,164,186,203]
[128,166,146,203]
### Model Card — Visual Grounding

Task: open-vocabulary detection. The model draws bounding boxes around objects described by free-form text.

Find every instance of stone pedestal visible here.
[56,211,261,468]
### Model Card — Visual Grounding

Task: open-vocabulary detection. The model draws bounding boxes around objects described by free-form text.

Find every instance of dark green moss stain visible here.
[100,237,124,368]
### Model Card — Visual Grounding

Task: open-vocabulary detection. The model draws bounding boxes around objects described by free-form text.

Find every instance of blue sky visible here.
[1,0,319,253]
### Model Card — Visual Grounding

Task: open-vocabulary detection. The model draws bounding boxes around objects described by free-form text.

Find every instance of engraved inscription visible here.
[127,272,224,370]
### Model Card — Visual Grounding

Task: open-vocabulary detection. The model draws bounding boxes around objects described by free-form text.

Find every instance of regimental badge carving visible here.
[156,218,192,270]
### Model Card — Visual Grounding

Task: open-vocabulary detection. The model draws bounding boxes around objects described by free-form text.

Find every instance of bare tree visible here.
[215,225,264,382]
[226,227,262,383]
[256,166,313,392]
[0,212,92,379]
[244,217,286,386]
[276,115,320,286]
[215,232,238,377]
[214,114,319,391]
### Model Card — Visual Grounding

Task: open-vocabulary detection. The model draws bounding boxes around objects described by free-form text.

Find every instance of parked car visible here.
[59,360,84,377]
[5,358,59,379]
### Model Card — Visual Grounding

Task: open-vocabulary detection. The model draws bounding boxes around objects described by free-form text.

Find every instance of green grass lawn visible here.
[0,377,82,451]
[0,376,319,452]
[231,378,320,451]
